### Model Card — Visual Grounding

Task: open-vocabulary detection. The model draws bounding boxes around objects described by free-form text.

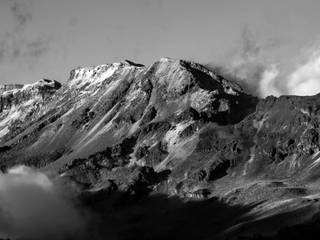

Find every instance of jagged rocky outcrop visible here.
[0,79,61,149]
[0,79,61,112]
[2,58,320,239]
[0,58,257,170]
[0,84,23,93]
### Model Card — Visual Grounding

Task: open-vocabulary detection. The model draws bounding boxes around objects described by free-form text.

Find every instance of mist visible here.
[0,166,86,240]
[206,30,320,98]
[286,49,320,96]
[0,0,50,65]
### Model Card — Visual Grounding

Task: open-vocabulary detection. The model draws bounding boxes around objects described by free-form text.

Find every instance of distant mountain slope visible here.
[2,58,320,239]
[0,58,256,171]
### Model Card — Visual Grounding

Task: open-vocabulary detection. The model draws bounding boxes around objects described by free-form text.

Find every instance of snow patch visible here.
[68,61,141,91]
[243,147,255,175]
[164,122,192,150]
[21,79,56,91]
[300,108,310,116]
[253,115,268,132]
[310,151,320,169]
[0,107,22,128]
[190,89,214,111]
[0,126,9,138]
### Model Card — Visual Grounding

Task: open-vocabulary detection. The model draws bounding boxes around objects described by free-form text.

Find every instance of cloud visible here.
[9,0,33,28]
[26,38,50,58]
[0,166,86,240]
[259,65,281,97]
[205,29,281,97]
[286,49,320,96]
[0,0,51,64]
[205,29,320,97]
[0,35,51,61]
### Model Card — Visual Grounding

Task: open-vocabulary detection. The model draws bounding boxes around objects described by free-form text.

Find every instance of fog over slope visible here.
[0,166,86,240]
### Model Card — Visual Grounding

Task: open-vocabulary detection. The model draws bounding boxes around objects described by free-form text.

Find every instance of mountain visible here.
[1,58,320,239]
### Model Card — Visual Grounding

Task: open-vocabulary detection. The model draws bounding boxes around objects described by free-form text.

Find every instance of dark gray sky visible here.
[1,0,320,96]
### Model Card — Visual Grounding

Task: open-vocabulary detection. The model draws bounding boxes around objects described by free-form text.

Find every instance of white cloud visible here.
[0,166,85,240]
[259,65,281,97]
[286,50,320,96]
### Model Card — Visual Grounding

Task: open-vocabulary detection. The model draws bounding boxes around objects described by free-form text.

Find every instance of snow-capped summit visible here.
[0,58,257,172]
[67,61,145,91]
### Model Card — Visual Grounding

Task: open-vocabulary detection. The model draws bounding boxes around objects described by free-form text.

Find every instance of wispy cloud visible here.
[205,29,282,97]
[9,0,33,28]
[286,48,320,96]
[0,0,51,64]
[206,30,320,98]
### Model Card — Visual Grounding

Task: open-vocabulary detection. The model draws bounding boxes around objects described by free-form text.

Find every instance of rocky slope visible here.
[1,58,320,239]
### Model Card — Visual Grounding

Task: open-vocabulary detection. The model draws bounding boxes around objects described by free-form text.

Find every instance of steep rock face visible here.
[167,93,320,200]
[2,58,320,239]
[0,79,61,146]
[0,79,61,111]
[233,94,320,181]
[58,58,257,186]
[2,59,320,194]
[0,58,257,177]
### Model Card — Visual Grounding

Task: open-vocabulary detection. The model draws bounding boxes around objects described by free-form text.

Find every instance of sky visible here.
[1,0,320,96]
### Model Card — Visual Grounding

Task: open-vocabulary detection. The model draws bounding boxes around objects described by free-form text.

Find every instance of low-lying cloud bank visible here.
[0,166,86,240]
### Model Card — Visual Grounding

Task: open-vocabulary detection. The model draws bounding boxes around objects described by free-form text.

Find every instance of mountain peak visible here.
[21,78,61,90]
[2,57,319,239]
[122,59,145,67]
[0,84,24,94]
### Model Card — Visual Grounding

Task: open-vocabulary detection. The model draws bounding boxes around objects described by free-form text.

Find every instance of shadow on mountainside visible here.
[79,190,260,240]
[76,187,320,240]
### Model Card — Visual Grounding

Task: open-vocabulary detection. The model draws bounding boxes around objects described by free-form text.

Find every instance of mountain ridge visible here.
[1,58,320,239]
